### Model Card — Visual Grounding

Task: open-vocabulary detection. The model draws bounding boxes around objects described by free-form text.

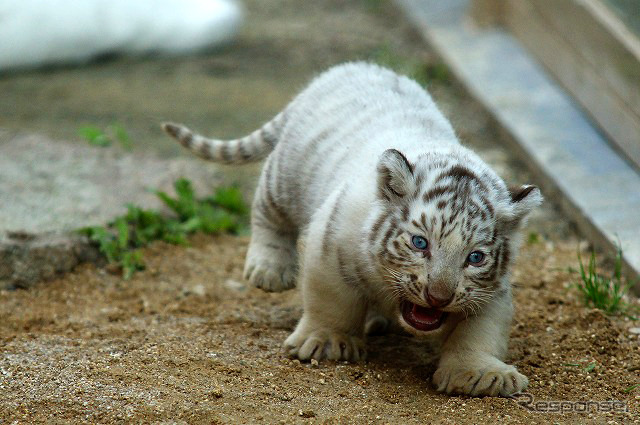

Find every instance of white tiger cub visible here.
[162,62,541,397]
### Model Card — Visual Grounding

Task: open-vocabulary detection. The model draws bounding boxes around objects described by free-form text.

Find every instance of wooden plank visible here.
[501,0,640,169]
[525,0,640,115]
[469,0,504,26]
[603,0,640,39]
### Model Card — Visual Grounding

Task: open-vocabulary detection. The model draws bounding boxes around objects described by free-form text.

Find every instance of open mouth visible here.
[401,301,447,332]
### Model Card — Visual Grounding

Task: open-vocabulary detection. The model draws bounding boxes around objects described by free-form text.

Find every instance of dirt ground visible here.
[1,0,639,423]
[1,234,639,424]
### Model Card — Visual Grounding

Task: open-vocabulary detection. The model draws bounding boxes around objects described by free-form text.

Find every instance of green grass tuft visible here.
[111,123,133,150]
[368,45,452,87]
[79,122,132,150]
[79,126,111,147]
[80,178,247,279]
[362,0,387,12]
[527,232,540,244]
[575,245,636,316]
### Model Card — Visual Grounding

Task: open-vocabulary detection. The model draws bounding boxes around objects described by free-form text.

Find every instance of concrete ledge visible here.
[0,132,231,289]
[396,0,640,282]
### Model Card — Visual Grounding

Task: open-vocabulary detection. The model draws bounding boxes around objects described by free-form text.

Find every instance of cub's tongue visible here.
[401,301,446,332]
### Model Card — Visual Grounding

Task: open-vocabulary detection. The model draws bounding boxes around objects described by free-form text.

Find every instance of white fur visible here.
[0,0,243,70]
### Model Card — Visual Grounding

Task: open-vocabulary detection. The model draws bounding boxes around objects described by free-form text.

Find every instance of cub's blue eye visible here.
[411,235,429,251]
[467,251,485,265]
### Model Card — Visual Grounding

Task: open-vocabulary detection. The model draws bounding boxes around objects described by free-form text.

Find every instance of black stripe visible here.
[180,131,193,148]
[369,212,389,244]
[321,189,345,256]
[262,159,290,224]
[238,140,253,160]
[336,247,363,288]
[436,165,485,189]
[261,128,278,147]
[219,142,233,162]
[498,240,511,278]
[381,220,397,250]
[198,141,211,158]
[420,212,429,232]
[441,221,459,240]
[423,186,451,203]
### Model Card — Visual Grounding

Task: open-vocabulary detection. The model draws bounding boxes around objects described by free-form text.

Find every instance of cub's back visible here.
[269,62,458,225]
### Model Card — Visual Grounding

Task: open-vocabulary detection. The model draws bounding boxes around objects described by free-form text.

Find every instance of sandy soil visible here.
[0,0,639,423]
[0,233,639,424]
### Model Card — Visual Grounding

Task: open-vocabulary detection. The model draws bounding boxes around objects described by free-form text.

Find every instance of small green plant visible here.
[79,122,132,150]
[79,126,111,147]
[362,0,387,12]
[416,63,452,86]
[368,45,452,88]
[80,178,247,279]
[575,245,635,315]
[562,361,598,372]
[623,383,639,394]
[111,123,133,150]
[527,232,540,244]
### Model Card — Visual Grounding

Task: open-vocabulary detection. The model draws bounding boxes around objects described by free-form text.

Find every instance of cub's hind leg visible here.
[244,159,298,292]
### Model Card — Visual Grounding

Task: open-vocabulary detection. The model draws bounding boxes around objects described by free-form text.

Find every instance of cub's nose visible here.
[424,287,454,308]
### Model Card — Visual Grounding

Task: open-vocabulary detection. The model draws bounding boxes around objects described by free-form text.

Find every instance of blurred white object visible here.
[0,0,243,70]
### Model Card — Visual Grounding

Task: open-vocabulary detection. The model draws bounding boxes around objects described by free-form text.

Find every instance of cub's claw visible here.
[284,329,366,362]
[433,356,528,397]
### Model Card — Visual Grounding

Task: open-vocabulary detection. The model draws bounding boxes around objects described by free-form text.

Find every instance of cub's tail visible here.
[161,111,284,164]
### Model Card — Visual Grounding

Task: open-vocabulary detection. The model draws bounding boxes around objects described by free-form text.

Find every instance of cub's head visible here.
[371,149,542,335]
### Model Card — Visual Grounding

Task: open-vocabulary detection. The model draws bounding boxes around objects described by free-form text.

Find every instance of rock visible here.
[210,387,224,399]
[298,410,316,418]
[0,232,99,289]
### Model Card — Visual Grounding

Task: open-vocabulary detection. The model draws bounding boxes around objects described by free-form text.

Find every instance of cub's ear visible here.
[500,185,543,231]
[510,185,543,216]
[377,149,414,202]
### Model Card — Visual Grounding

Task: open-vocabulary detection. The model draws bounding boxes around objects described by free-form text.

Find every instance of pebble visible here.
[629,327,640,334]
[310,359,319,367]
[299,409,316,418]
[224,279,246,292]
[191,283,206,296]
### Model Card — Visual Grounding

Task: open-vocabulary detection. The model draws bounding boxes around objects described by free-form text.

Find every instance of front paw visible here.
[433,355,528,397]
[243,249,297,292]
[284,329,365,362]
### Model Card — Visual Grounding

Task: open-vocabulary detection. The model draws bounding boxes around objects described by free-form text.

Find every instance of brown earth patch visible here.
[0,233,638,424]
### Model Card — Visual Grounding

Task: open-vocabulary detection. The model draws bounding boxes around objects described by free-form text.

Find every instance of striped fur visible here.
[163,62,542,396]
[162,111,285,164]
